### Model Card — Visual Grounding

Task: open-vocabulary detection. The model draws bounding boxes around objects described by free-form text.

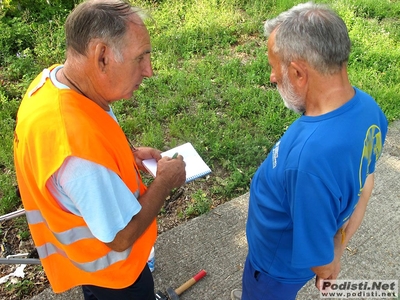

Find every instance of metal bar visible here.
[0,209,26,222]
[0,209,41,265]
[0,258,41,265]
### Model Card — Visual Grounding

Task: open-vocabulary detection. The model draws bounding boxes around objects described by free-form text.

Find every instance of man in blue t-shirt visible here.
[231,3,388,300]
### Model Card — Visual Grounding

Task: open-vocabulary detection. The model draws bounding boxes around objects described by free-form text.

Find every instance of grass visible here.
[0,0,399,218]
[0,1,398,297]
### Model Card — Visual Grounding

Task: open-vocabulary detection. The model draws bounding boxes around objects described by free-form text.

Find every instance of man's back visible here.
[247,87,388,282]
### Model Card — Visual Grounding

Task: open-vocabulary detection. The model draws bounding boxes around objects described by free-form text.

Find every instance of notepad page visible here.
[142,142,211,182]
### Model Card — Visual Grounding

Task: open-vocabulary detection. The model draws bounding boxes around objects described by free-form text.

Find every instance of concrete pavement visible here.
[30,120,400,300]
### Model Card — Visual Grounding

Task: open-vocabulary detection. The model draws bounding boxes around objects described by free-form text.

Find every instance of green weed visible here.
[184,190,212,217]
[5,279,35,298]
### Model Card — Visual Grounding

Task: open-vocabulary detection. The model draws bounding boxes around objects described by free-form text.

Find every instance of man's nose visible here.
[142,59,153,78]
[270,72,277,83]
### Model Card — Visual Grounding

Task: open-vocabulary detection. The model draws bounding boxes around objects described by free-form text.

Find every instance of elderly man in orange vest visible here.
[13,1,186,299]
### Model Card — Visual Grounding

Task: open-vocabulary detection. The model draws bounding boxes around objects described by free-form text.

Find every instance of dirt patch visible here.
[0,219,48,300]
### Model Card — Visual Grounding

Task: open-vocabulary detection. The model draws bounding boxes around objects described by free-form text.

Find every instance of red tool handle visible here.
[193,269,207,282]
[175,270,207,295]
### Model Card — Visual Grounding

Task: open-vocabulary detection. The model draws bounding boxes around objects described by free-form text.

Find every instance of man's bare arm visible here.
[312,173,375,288]
[106,155,186,251]
[340,173,374,247]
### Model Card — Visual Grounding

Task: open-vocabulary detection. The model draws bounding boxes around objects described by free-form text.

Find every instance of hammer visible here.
[155,269,207,300]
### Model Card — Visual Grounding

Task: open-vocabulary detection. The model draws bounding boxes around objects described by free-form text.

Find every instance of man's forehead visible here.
[267,29,277,49]
[128,12,146,26]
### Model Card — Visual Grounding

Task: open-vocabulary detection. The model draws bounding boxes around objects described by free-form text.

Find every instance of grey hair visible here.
[65,0,150,62]
[264,2,351,75]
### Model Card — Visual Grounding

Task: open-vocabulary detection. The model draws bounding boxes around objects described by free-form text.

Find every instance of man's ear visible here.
[94,42,109,73]
[289,61,308,88]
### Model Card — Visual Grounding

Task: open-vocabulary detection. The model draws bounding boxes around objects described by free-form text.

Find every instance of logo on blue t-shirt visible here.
[272,141,281,169]
[358,125,383,196]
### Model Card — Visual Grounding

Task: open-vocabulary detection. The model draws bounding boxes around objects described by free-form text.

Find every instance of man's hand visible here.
[313,239,344,290]
[132,147,162,171]
[155,155,186,189]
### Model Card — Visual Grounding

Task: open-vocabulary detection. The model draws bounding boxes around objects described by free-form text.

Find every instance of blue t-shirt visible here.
[246,88,388,283]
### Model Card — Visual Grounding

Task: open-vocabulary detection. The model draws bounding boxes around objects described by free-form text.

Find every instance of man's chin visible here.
[283,100,304,114]
[122,90,137,100]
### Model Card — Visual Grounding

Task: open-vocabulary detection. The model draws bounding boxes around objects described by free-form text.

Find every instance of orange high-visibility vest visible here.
[13,65,157,293]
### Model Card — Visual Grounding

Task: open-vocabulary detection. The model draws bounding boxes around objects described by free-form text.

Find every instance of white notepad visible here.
[142,142,212,183]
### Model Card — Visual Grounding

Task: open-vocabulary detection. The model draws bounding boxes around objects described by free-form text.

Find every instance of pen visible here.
[172,152,179,159]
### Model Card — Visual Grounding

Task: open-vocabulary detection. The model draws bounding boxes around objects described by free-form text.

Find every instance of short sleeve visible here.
[48,156,142,243]
[286,169,340,268]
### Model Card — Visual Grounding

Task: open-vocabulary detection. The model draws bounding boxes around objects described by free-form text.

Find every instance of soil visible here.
[0,175,223,300]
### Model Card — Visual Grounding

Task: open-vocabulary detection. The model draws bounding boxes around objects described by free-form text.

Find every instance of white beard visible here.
[277,67,306,114]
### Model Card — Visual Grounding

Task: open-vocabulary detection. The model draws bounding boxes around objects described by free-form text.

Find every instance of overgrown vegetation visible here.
[1,0,399,221]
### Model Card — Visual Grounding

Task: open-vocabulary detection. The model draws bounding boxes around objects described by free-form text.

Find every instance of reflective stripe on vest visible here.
[28,68,50,97]
[25,209,133,272]
[36,242,132,273]
[26,210,94,243]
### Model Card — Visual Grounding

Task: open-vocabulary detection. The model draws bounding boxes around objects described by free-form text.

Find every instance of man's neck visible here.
[304,68,355,116]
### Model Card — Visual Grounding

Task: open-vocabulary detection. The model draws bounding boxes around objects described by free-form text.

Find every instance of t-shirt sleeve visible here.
[51,156,142,243]
[286,169,340,269]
